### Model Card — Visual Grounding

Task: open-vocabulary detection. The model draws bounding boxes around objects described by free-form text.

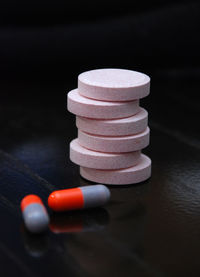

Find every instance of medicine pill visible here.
[80,154,151,185]
[70,138,141,169]
[67,89,140,119]
[76,108,148,137]
[48,184,110,212]
[78,68,150,101]
[21,195,49,233]
[78,127,150,153]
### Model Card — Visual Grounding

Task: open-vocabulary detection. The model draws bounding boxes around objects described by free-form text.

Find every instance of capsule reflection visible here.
[49,208,110,234]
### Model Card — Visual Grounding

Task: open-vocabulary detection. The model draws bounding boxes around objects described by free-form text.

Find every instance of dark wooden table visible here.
[0,77,199,277]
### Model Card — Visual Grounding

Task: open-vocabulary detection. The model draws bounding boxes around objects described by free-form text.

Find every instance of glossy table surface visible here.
[0,77,200,277]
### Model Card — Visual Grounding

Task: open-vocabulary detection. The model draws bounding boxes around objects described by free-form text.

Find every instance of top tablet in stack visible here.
[67,68,151,185]
[78,68,150,101]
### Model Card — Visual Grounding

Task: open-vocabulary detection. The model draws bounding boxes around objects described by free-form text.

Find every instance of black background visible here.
[0,1,200,277]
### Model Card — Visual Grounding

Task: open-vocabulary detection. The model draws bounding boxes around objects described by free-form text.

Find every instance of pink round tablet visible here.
[78,127,150,153]
[76,108,148,136]
[80,154,151,185]
[78,68,150,101]
[67,89,140,119]
[70,139,141,170]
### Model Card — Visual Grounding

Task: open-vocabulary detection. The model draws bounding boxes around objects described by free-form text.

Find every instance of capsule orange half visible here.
[21,195,43,212]
[48,188,84,211]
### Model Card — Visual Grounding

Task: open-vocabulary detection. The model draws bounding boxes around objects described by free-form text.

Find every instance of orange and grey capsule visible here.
[48,184,111,212]
[21,195,49,233]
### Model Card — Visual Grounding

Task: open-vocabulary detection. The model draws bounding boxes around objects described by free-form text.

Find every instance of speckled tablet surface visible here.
[76,108,148,136]
[78,127,150,153]
[80,154,151,185]
[70,139,141,170]
[67,89,140,119]
[78,68,150,101]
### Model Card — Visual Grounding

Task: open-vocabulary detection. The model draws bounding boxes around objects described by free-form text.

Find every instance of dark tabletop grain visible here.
[0,77,199,277]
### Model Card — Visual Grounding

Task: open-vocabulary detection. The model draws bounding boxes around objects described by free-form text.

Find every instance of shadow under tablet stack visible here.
[67,68,151,185]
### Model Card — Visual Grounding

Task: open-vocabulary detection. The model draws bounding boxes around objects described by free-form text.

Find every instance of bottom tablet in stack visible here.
[80,154,151,185]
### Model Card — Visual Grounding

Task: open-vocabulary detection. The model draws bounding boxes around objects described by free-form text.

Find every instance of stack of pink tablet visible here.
[67,68,151,185]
